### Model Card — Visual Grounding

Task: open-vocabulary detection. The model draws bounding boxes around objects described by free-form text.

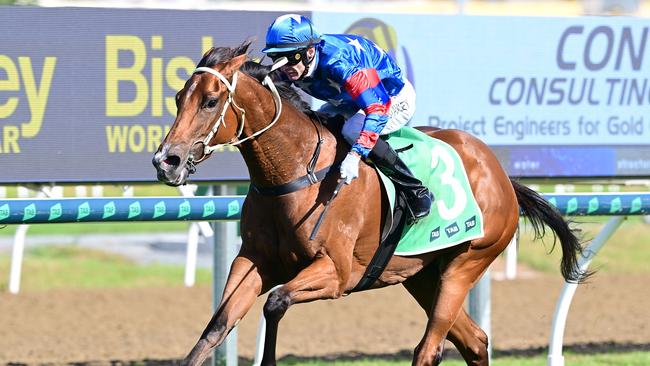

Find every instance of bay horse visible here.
[152,42,588,366]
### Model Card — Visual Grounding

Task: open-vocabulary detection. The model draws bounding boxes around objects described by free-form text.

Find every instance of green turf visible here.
[516,216,650,274]
[278,351,650,365]
[0,245,212,291]
[0,221,190,236]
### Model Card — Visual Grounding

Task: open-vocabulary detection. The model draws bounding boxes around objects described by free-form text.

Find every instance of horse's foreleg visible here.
[182,255,265,366]
[261,253,343,366]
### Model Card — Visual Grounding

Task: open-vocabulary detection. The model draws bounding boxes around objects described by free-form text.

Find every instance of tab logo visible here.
[445,222,460,237]
[465,215,477,231]
[430,227,440,242]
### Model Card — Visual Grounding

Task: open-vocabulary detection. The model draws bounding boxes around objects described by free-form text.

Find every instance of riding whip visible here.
[309,179,345,240]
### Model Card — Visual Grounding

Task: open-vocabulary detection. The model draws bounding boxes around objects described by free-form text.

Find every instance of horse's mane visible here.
[197,41,312,114]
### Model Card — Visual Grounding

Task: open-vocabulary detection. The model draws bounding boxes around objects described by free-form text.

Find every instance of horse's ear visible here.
[235,39,254,56]
[229,54,248,70]
[201,47,216,59]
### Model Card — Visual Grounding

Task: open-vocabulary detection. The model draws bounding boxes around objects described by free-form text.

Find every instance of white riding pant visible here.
[318,79,416,146]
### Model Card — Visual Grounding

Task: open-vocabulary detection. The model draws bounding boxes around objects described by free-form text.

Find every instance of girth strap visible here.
[351,190,409,292]
[250,164,339,196]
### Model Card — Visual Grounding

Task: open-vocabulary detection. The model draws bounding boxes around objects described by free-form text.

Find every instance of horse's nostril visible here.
[164,155,181,167]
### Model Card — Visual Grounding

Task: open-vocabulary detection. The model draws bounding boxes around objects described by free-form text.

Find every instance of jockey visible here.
[262,14,433,221]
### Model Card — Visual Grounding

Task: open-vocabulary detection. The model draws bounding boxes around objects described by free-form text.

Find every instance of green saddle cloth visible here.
[377,126,485,256]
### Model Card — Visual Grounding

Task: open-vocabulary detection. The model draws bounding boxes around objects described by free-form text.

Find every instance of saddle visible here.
[352,126,485,292]
[313,115,484,292]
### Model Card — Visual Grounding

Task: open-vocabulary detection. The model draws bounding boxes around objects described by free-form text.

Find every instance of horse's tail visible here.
[511,179,591,283]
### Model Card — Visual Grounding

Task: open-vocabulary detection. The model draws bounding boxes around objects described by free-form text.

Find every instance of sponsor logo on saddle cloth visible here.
[376,126,485,256]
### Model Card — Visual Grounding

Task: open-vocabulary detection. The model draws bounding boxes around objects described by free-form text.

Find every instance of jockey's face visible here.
[279,47,316,81]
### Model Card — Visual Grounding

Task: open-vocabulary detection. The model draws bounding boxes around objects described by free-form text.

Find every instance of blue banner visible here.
[313,13,650,177]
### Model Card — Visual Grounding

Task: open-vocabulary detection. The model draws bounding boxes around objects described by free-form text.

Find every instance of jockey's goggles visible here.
[267,49,305,66]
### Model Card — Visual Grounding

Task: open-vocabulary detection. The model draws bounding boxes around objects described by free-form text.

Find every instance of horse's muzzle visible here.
[152,145,190,186]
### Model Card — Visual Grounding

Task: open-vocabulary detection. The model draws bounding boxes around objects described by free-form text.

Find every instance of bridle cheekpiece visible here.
[190,66,283,163]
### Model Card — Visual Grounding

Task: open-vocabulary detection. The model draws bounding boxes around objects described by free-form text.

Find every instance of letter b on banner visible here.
[105,35,148,116]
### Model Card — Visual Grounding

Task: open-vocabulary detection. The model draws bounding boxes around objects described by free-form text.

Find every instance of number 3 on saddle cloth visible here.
[353,126,485,292]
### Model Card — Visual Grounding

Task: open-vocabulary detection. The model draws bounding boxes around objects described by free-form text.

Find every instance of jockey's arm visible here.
[330,62,392,158]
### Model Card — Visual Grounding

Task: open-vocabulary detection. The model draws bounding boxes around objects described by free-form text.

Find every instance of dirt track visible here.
[1,270,649,365]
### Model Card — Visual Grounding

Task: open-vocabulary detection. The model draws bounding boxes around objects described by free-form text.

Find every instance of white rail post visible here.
[253,309,268,366]
[469,269,492,361]
[504,229,518,279]
[547,216,626,366]
[178,185,214,287]
[212,183,239,366]
[253,284,284,366]
[17,186,30,198]
[184,223,200,287]
[50,186,64,198]
[8,225,30,294]
[8,188,48,294]
[122,185,134,197]
[91,185,104,197]
[75,185,87,197]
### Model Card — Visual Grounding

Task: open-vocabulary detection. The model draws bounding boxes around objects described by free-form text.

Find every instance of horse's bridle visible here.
[189,66,283,163]
[190,62,335,200]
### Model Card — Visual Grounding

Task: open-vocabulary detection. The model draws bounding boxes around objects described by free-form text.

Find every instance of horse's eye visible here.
[205,98,218,109]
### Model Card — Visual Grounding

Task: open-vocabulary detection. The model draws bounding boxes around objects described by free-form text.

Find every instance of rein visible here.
[192,65,336,197]
[192,62,344,242]
[190,66,283,162]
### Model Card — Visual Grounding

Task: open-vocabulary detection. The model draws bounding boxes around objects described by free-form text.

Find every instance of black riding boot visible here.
[368,138,433,221]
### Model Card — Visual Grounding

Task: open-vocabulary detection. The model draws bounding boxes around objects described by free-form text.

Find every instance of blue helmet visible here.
[262,14,322,54]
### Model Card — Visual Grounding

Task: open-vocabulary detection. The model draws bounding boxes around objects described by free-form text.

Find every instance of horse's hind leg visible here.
[403,243,501,366]
[447,309,489,366]
[402,260,447,364]
[402,259,489,366]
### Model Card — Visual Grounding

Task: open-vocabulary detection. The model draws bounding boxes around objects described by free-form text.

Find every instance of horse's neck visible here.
[237,76,333,187]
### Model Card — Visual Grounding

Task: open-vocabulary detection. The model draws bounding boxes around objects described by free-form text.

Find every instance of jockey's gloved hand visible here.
[340,152,361,185]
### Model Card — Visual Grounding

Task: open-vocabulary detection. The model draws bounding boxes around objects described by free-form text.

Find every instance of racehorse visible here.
[152,42,588,366]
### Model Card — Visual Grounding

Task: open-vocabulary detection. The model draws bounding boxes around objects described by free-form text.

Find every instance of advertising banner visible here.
[0,7,295,183]
[314,13,650,177]
[2,8,649,183]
